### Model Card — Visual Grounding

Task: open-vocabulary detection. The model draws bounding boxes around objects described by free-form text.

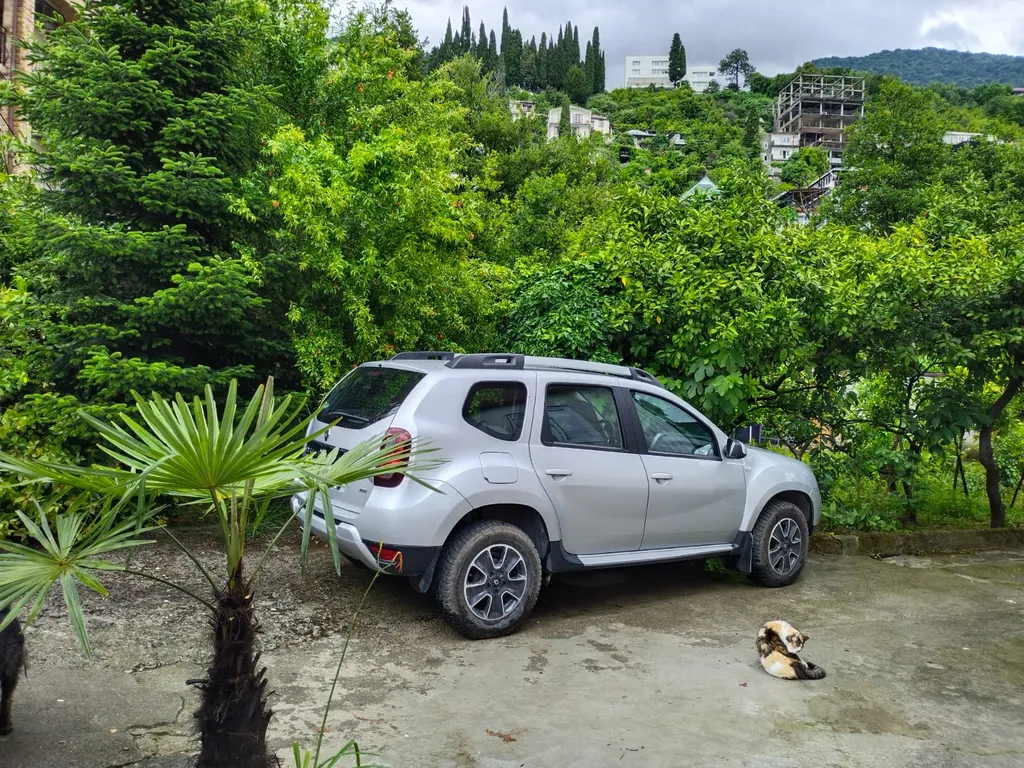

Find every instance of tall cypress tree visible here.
[572,24,580,66]
[488,30,499,76]
[538,32,549,89]
[460,5,472,54]
[584,41,595,99]
[551,25,565,88]
[14,0,289,408]
[669,33,687,85]
[441,18,454,63]
[476,21,488,61]
[521,36,537,90]
[597,50,606,93]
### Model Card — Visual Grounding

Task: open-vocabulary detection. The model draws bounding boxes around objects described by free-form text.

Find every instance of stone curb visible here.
[811,527,1024,557]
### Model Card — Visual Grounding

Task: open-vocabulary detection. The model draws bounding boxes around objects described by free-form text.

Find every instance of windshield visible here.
[318,367,425,428]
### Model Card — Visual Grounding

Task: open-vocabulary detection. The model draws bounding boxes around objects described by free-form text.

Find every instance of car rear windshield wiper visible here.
[320,409,370,425]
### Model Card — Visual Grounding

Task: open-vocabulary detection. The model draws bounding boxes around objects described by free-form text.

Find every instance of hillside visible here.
[813,48,1024,88]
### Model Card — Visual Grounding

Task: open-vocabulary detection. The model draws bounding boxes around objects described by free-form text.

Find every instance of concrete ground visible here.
[1,534,1023,768]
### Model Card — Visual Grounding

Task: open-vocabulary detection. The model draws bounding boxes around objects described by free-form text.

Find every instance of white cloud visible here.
[921,1,1024,53]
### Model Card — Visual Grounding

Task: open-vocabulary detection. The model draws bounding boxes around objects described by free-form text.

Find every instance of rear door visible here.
[528,377,649,555]
[310,364,426,515]
[626,389,746,548]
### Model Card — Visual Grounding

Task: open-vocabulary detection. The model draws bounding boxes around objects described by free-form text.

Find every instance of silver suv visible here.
[292,352,821,639]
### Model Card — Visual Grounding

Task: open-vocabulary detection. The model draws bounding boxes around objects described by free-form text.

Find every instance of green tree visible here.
[828,79,946,231]
[266,8,500,391]
[4,0,293,461]
[565,64,589,105]
[459,5,473,55]
[705,78,721,93]
[780,147,831,186]
[718,49,754,89]
[559,100,572,137]
[591,28,604,93]
[669,33,686,86]
[538,33,549,88]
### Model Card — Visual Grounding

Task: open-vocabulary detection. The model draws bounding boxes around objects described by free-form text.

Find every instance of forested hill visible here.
[813,48,1024,88]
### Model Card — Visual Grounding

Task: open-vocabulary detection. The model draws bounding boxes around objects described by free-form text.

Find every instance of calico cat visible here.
[1,607,26,735]
[756,620,826,680]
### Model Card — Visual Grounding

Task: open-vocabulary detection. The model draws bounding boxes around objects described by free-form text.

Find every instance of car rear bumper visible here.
[291,495,439,576]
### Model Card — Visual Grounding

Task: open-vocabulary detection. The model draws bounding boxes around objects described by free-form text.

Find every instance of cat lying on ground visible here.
[756,620,826,680]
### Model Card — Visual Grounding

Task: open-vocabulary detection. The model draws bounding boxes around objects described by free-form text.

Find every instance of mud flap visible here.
[411,551,440,594]
[729,531,753,573]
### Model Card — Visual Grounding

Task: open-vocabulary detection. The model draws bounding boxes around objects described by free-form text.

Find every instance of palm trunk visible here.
[192,562,273,768]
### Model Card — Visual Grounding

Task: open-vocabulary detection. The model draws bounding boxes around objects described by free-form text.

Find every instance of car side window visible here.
[631,391,718,458]
[463,382,528,441]
[544,385,624,450]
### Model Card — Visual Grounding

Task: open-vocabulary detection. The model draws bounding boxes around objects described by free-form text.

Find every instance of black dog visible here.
[0,607,25,736]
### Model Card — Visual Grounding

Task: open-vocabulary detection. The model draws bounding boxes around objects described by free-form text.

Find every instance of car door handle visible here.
[546,469,573,478]
[651,473,673,483]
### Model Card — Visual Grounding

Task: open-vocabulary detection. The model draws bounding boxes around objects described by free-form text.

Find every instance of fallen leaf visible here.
[739,682,748,687]
[486,729,516,743]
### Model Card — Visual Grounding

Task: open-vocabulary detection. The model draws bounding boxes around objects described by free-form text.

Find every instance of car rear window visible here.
[318,367,425,428]
[463,382,528,441]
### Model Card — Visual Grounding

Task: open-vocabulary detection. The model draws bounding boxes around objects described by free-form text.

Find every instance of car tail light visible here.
[373,427,412,488]
[367,543,404,572]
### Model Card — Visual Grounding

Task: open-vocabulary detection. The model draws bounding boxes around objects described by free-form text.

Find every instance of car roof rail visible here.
[441,353,665,387]
[524,356,666,388]
[446,353,526,370]
[390,351,457,361]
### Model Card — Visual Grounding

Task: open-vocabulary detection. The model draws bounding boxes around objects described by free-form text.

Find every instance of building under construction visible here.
[772,73,865,166]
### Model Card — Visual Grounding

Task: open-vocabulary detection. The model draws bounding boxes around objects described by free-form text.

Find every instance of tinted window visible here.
[545,385,623,450]
[631,391,717,457]
[318,367,424,427]
[463,382,528,441]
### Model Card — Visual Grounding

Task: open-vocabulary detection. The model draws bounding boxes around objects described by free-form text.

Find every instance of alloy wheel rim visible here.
[768,517,803,575]
[464,544,528,622]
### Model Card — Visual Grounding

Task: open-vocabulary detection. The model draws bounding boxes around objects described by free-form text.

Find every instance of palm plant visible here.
[0,378,439,768]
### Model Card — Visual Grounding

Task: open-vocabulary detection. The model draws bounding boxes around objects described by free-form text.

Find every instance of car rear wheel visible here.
[748,500,808,588]
[434,520,542,639]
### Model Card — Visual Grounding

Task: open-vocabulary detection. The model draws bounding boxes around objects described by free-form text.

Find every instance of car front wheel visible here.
[434,520,542,639]
[748,500,809,588]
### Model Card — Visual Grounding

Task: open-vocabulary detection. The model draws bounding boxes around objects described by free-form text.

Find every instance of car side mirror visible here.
[725,438,747,460]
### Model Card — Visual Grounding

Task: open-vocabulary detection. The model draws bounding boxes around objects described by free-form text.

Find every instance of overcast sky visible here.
[396,0,1024,87]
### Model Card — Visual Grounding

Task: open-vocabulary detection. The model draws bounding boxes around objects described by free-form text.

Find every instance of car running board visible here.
[577,543,737,568]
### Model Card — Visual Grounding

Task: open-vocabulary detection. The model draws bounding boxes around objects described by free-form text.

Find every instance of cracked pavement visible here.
[1,531,1022,767]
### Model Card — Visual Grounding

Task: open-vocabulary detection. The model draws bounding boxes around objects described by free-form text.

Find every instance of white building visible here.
[624,57,735,93]
[683,65,722,93]
[761,132,801,175]
[547,106,612,141]
[624,56,672,89]
[509,100,536,121]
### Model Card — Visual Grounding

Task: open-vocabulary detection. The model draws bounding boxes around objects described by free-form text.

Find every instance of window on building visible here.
[632,69,640,74]
[633,60,640,66]
[35,0,66,34]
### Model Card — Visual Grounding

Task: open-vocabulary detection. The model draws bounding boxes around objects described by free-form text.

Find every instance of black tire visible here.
[749,500,809,588]
[434,520,542,639]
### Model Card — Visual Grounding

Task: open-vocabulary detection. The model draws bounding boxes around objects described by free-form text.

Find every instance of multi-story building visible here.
[683,65,722,93]
[768,74,865,173]
[624,56,735,93]
[624,55,672,89]
[2,0,79,158]
[546,106,612,140]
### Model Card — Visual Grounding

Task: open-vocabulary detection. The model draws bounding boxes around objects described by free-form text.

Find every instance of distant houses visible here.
[546,106,612,141]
